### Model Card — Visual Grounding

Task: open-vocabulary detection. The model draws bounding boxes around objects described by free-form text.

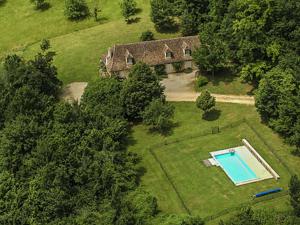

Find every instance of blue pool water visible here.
[215,152,257,184]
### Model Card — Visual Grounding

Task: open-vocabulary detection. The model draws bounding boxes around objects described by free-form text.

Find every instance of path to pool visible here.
[61,73,255,105]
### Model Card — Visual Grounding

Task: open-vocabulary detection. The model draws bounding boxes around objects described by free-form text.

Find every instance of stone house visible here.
[101,36,200,78]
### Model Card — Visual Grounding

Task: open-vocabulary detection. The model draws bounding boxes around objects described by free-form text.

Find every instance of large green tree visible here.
[121,62,165,121]
[150,0,177,31]
[193,23,229,76]
[289,175,300,217]
[255,68,300,150]
[142,99,174,133]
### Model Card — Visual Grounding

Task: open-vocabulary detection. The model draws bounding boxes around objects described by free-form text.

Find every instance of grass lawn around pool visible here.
[195,71,254,96]
[0,0,178,84]
[129,102,300,220]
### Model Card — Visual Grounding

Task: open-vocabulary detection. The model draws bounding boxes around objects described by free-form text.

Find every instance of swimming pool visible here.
[215,152,258,184]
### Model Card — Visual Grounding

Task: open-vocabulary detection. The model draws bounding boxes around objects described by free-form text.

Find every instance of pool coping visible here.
[209,140,277,186]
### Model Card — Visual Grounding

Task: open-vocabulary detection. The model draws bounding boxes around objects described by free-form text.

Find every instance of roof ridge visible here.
[114,35,198,47]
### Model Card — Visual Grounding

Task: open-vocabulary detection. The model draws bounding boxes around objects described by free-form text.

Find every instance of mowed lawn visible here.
[196,71,254,96]
[129,102,300,220]
[0,0,178,84]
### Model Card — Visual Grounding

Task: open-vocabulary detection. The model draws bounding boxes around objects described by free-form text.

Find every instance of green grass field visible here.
[0,0,178,84]
[129,102,300,222]
[196,71,254,95]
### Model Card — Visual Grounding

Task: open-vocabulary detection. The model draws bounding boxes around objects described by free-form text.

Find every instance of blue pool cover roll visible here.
[255,188,282,197]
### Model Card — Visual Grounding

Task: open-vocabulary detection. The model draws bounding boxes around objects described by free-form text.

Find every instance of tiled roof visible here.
[104,36,200,72]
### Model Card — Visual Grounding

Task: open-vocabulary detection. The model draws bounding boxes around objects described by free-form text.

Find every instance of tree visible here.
[120,0,137,23]
[150,0,177,31]
[81,77,125,119]
[65,0,90,20]
[196,90,215,115]
[140,30,155,41]
[193,24,229,77]
[181,0,210,36]
[93,7,101,21]
[142,99,174,133]
[255,67,300,150]
[289,175,300,216]
[121,62,165,121]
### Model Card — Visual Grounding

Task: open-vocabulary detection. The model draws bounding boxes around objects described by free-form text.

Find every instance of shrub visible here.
[154,64,167,77]
[172,61,184,73]
[196,76,209,88]
[140,31,154,41]
[120,0,137,23]
[196,90,215,114]
[31,0,49,10]
[65,0,90,20]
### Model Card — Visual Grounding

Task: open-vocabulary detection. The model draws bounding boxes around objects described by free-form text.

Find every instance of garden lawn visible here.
[196,71,254,95]
[0,0,178,84]
[129,102,300,219]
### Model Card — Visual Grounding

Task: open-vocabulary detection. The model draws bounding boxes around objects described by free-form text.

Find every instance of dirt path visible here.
[61,82,88,103]
[165,92,255,105]
[161,72,255,105]
[61,74,255,105]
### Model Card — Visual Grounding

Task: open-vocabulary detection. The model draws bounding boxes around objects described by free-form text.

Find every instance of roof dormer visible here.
[182,41,192,56]
[164,44,173,59]
[125,49,134,65]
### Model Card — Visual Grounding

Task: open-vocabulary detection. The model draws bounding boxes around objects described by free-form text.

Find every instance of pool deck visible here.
[209,143,275,186]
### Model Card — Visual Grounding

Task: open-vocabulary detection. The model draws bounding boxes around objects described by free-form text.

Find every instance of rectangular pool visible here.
[215,152,258,184]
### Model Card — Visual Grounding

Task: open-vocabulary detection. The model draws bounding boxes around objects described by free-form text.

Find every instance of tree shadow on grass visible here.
[202,109,221,121]
[96,16,109,24]
[135,8,143,14]
[127,17,141,24]
[0,0,7,7]
[38,2,51,11]
[147,121,180,137]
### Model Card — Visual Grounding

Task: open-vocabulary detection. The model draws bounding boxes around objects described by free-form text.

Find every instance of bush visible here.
[120,0,137,23]
[65,0,90,20]
[196,76,209,88]
[31,0,49,10]
[140,31,154,41]
[196,90,215,114]
[154,64,167,77]
[172,62,184,73]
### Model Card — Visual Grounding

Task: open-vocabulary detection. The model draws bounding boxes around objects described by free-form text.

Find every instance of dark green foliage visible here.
[154,64,167,77]
[196,76,208,88]
[81,77,124,119]
[196,90,215,114]
[289,175,300,216]
[181,0,210,36]
[142,99,175,133]
[150,0,177,32]
[65,0,90,20]
[219,207,300,225]
[193,23,229,76]
[255,68,300,149]
[121,62,165,121]
[120,0,137,23]
[140,30,155,41]
[172,61,184,73]
[31,0,49,10]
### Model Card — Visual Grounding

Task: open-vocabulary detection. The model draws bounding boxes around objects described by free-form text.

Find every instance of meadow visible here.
[129,102,300,223]
[0,0,177,84]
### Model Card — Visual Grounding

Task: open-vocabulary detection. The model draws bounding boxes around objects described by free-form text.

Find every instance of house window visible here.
[185,49,191,56]
[127,57,133,65]
[165,51,172,58]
